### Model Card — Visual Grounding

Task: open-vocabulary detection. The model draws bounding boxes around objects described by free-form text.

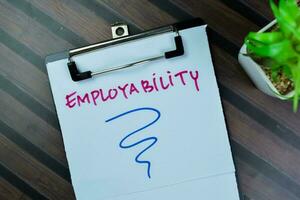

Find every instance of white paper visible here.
[46,25,239,200]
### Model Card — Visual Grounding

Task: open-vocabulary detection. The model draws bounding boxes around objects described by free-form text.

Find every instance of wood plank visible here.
[224,100,300,188]
[101,0,177,29]
[0,89,67,166]
[171,0,259,45]
[101,0,179,31]
[235,158,299,200]
[19,195,33,200]
[0,1,73,57]
[0,177,23,200]
[240,0,274,21]
[221,0,270,27]
[0,133,74,199]
[28,0,112,43]
[0,44,55,113]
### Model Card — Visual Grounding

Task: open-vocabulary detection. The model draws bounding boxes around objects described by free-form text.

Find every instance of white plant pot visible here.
[238,20,294,100]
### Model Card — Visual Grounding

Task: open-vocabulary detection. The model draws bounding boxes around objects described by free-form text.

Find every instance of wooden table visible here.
[1,0,300,199]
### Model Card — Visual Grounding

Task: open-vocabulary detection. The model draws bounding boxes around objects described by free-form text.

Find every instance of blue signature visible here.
[105,107,161,179]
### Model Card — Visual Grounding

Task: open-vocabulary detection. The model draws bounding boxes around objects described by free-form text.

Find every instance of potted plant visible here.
[238,0,300,111]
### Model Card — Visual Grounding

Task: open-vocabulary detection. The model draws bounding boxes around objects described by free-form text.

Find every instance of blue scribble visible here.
[105,107,161,179]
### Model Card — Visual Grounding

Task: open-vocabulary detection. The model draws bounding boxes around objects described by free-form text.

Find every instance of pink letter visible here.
[141,80,154,93]
[175,70,188,85]
[77,93,90,107]
[159,77,170,90]
[99,89,108,102]
[108,89,118,100]
[189,70,200,92]
[152,73,159,91]
[118,84,129,99]
[167,71,174,86]
[91,90,100,105]
[100,89,118,102]
[65,91,77,108]
[129,83,140,95]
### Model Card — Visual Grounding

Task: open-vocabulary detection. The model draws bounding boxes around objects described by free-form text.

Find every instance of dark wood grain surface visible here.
[1,0,300,199]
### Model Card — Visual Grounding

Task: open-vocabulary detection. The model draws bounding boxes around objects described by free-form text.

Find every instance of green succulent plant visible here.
[245,0,300,112]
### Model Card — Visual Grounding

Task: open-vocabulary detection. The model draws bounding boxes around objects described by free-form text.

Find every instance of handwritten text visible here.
[65,69,200,109]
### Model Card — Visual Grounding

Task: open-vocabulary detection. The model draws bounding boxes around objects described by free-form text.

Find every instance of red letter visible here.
[108,89,118,100]
[100,89,109,102]
[65,91,77,108]
[118,84,129,99]
[129,83,140,95]
[152,73,159,91]
[167,71,174,86]
[159,77,170,90]
[189,70,200,92]
[91,90,100,105]
[100,89,118,102]
[77,93,90,107]
[141,80,154,93]
[175,70,188,85]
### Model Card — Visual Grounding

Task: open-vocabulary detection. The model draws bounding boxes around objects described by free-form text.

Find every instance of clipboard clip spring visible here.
[67,25,184,82]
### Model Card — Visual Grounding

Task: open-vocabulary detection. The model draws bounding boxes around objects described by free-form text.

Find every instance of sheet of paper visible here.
[46,25,239,200]
[107,173,239,200]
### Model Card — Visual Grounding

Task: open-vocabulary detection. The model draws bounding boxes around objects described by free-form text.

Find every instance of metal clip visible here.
[67,23,185,82]
[111,22,129,39]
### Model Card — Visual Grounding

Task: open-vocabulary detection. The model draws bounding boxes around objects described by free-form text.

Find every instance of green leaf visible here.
[270,0,300,39]
[246,32,283,44]
[282,65,293,78]
[292,67,300,111]
[283,0,300,20]
[279,0,298,23]
[246,39,296,63]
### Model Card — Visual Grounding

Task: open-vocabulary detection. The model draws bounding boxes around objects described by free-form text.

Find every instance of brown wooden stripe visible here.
[6,0,87,47]
[29,0,112,43]
[0,163,48,200]
[102,0,177,29]
[0,89,67,166]
[223,101,300,190]
[239,0,274,20]
[221,0,270,27]
[235,158,299,200]
[0,177,24,200]
[0,28,46,74]
[0,73,59,131]
[0,44,55,113]
[19,194,33,200]
[0,132,74,199]
[232,140,300,198]
[172,0,258,45]
[0,1,73,57]
[0,119,70,181]
[76,0,141,34]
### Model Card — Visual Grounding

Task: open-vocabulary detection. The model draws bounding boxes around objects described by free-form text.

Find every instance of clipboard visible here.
[45,18,240,200]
